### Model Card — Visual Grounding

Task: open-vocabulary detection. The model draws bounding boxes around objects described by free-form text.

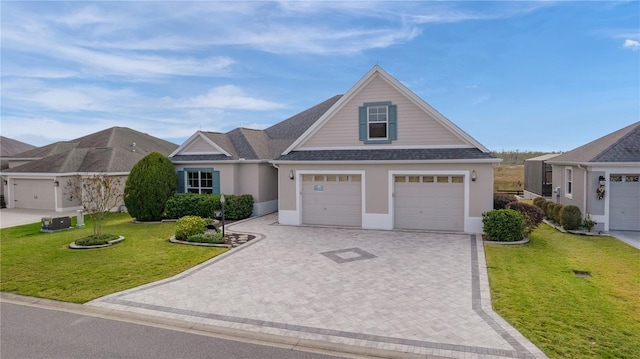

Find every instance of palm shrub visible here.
[482,209,525,242]
[124,152,177,221]
[506,202,544,236]
[175,216,206,240]
[560,205,582,230]
[494,193,518,210]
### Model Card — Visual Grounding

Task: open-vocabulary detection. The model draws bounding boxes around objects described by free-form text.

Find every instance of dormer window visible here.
[359,102,397,144]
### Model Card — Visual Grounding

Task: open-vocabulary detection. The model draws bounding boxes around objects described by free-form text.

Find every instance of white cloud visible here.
[177,85,286,110]
[623,39,640,50]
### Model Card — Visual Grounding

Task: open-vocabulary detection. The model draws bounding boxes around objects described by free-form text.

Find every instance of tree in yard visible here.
[124,152,177,221]
[66,174,124,238]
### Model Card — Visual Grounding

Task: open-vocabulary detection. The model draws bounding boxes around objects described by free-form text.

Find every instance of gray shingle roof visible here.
[274,148,496,161]
[548,122,640,163]
[0,136,36,157]
[6,127,178,173]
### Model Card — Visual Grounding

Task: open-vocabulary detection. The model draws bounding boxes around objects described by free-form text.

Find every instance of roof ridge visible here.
[229,128,258,159]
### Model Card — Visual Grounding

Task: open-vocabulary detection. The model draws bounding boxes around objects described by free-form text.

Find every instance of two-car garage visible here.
[299,172,466,232]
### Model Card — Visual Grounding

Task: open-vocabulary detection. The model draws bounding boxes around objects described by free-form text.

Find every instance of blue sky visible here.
[1,1,638,152]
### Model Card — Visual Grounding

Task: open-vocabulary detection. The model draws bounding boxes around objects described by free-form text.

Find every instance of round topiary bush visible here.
[541,201,552,216]
[553,204,564,223]
[124,152,177,222]
[506,202,544,235]
[482,209,525,242]
[175,216,206,240]
[560,205,582,230]
[494,193,518,210]
[533,197,546,208]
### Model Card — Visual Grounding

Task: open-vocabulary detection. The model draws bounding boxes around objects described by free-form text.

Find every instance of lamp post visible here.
[220,194,225,238]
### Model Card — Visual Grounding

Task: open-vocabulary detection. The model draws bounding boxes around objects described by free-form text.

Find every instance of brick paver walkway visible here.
[88,214,547,359]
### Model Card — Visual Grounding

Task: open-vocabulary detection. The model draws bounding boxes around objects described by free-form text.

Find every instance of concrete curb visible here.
[0,293,446,359]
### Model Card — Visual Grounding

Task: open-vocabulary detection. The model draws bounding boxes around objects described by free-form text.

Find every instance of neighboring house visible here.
[0,136,37,198]
[1,127,177,212]
[173,66,501,232]
[523,153,559,199]
[547,121,640,232]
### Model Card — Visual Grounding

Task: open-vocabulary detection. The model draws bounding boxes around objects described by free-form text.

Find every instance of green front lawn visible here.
[1,213,227,303]
[485,224,640,358]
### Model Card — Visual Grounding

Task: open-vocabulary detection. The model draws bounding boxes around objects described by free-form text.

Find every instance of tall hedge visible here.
[124,152,177,221]
[482,209,525,242]
[165,193,254,220]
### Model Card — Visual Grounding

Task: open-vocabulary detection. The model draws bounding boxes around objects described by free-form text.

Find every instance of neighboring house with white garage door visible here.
[1,127,177,212]
[547,121,640,232]
[173,66,500,232]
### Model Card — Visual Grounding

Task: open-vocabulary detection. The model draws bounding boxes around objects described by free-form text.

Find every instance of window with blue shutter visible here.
[358,102,397,144]
[181,168,220,194]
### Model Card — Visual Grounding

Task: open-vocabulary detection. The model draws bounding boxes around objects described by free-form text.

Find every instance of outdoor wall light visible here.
[54,180,60,187]
[2,180,7,185]
[289,169,295,180]
[471,170,477,182]
[598,175,606,185]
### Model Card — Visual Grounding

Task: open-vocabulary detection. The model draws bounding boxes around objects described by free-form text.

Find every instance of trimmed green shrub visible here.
[74,233,119,246]
[545,202,556,220]
[224,194,254,220]
[165,193,221,219]
[186,232,226,244]
[533,197,546,208]
[175,216,206,240]
[560,205,582,230]
[0,194,6,208]
[482,209,525,242]
[124,152,177,221]
[494,193,518,210]
[553,204,564,223]
[541,201,552,216]
[506,202,544,236]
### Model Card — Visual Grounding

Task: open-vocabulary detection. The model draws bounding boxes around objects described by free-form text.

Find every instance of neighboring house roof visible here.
[0,136,36,157]
[5,127,178,174]
[0,136,37,169]
[547,121,640,165]
[525,153,560,162]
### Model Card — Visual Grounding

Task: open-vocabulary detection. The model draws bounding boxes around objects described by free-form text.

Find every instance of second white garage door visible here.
[301,174,362,227]
[394,175,464,231]
[12,179,56,210]
[609,174,640,231]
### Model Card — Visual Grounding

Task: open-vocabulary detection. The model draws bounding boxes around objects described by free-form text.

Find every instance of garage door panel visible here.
[610,174,640,231]
[13,179,56,210]
[301,175,361,227]
[394,177,464,231]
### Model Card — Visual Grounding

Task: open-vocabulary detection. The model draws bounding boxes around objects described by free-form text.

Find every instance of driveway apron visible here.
[88,214,547,359]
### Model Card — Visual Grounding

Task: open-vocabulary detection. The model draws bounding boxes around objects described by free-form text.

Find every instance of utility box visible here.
[42,216,71,231]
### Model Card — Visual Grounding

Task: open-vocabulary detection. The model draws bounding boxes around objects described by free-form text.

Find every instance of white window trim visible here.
[564,166,573,199]
[186,170,213,194]
[367,105,389,140]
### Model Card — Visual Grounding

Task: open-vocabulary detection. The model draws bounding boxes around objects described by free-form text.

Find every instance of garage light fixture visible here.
[471,170,477,182]
[289,170,295,180]
[54,180,59,187]
[2,180,7,185]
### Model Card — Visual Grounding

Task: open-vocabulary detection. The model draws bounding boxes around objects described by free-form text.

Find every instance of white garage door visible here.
[610,174,640,231]
[301,174,362,227]
[12,179,56,210]
[394,175,464,231]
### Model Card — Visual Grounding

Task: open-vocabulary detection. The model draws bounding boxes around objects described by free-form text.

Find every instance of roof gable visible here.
[548,121,640,164]
[283,66,490,155]
[170,131,232,157]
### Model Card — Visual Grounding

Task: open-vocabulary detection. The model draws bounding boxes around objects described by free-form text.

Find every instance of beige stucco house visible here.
[1,127,177,212]
[547,121,640,232]
[174,66,500,232]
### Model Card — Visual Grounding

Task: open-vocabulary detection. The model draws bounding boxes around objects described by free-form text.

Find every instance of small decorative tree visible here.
[66,174,124,238]
[124,152,177,221]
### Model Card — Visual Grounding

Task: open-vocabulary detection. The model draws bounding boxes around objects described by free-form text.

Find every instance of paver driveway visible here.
[88,214,546,359]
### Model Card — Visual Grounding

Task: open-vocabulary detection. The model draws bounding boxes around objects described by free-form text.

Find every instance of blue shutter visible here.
[359,106,367,141]
[212,170,220,194]
[388,104,397,141]
[177,171,185,193]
